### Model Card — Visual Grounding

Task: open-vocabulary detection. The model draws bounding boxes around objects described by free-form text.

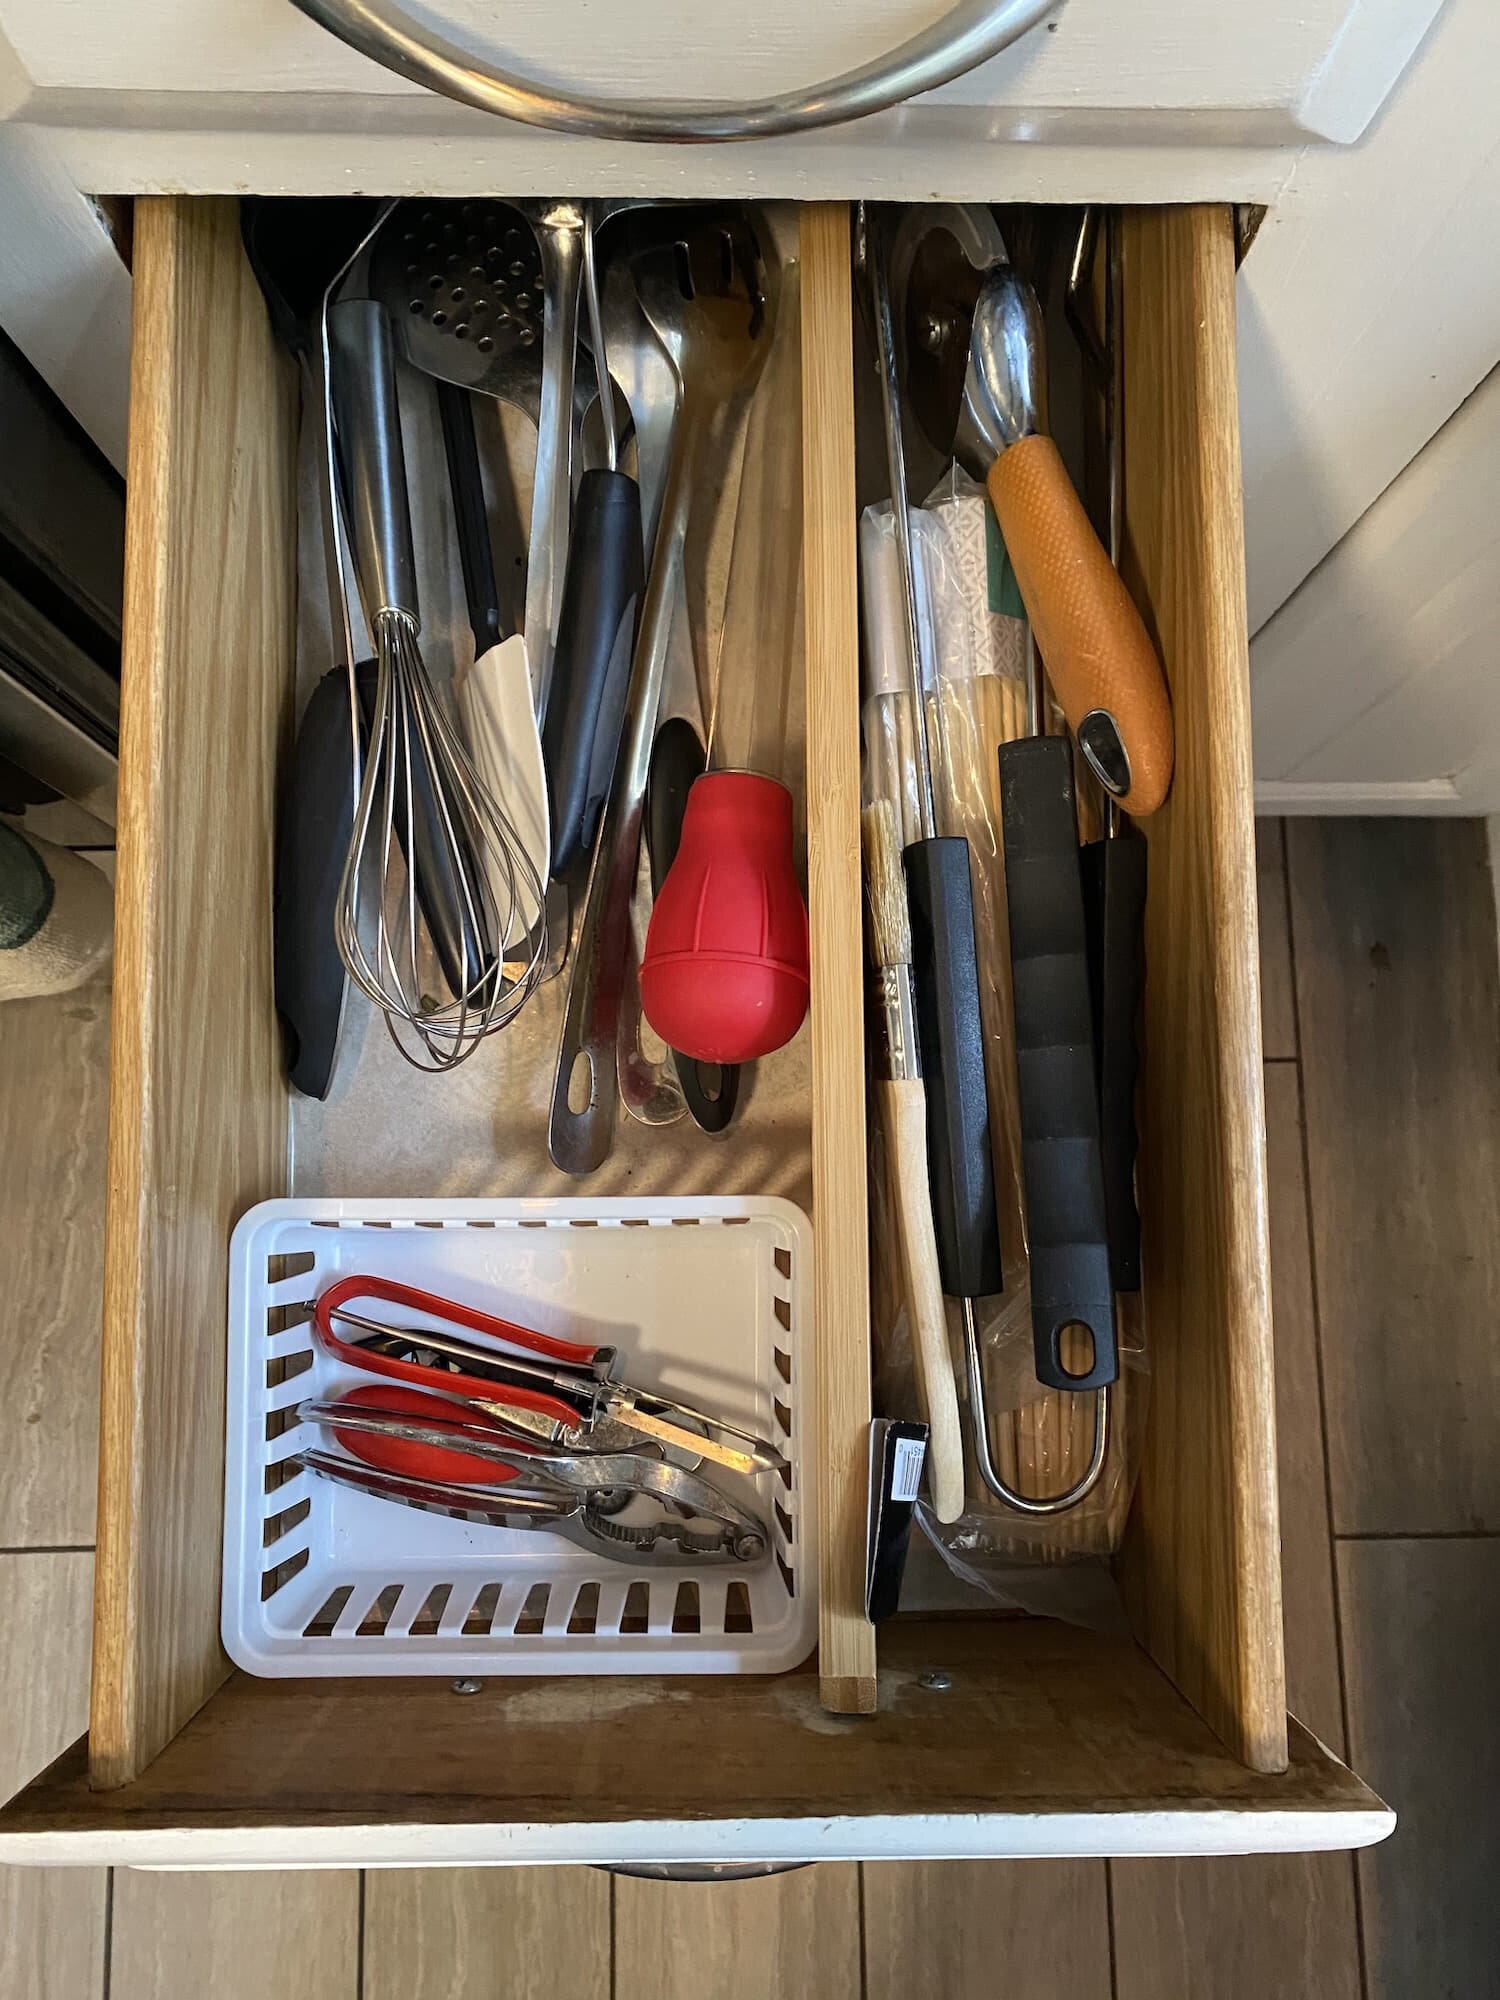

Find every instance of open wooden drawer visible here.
[0,195,1392,1867]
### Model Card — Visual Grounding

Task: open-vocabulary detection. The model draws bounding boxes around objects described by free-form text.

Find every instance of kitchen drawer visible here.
[0,195,1391,1867]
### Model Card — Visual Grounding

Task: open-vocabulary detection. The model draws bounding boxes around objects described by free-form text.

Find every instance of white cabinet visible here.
[0,0,1444,201]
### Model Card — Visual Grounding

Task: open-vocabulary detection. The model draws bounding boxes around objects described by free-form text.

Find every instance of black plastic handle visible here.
[274,668,355,1099]
[646,716,740,1133]
[1082,827,1147,1293]
[543,466,644,879]
[436,379,503,655]
[354,660,494,1004]
[904,834,1005,1301]
[998,734,1117,1392]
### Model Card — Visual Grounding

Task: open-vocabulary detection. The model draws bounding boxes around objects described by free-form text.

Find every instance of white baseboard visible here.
[1253,777,1467,815]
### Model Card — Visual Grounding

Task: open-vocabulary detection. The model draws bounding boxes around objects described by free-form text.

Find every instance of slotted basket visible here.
[223,1195,815,1676]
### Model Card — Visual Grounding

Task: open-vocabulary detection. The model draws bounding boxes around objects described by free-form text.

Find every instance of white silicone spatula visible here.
[438,381,550,949]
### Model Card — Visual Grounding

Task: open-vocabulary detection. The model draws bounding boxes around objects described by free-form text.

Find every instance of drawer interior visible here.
[48,192,1364,1849]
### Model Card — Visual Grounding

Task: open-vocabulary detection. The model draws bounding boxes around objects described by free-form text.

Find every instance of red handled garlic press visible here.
[305,1275,785,1478]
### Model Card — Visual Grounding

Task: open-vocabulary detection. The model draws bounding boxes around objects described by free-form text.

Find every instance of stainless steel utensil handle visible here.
[326,297,419,622]
[289,0,1063,141]
[549,425,694,1175]
[527,207,585,719]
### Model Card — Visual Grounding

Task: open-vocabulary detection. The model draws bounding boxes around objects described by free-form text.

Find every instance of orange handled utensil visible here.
[986,431,1172,816]
[956,263,1173,816]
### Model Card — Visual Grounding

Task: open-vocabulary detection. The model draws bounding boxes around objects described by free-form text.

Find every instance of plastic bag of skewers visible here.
[857,469,1149,1586]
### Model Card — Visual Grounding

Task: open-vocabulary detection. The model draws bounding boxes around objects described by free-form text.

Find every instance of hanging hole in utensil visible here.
[357,1583,404,1636]
[671,1582,701,1634]
[568,1583,600,1635]
[407,1582,452,1636]
[463,1581,503,1635]
[620,1580,650,1634]
[514,1582,551,1635]
[1058,1321,1097,1380]
[1077,709,1131,799]
[303,1583,353,1638]
[724,1581,754,1634]
[567,1050,595,1116]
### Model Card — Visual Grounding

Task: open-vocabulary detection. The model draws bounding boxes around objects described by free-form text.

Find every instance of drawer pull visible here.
[288,0,1063,142]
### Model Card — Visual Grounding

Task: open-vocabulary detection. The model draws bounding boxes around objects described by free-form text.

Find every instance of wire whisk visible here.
[325,294,546,1071]
[337,609,546,1070]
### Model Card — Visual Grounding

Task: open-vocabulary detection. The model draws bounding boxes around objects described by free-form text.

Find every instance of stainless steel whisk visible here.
[325,295,546,1069]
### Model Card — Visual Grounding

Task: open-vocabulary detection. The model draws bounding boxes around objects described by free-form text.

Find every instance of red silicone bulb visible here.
[639,772,810,1064]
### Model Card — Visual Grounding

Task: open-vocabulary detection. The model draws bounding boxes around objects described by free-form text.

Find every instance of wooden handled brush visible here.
[861,798,965,1524]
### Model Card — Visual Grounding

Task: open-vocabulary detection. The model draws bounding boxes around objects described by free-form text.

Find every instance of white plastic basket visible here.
[223,1195,816,1677]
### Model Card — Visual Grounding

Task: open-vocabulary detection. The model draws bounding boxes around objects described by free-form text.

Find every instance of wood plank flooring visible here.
[2,817,1496,1997]
[1288,817,1500,1536]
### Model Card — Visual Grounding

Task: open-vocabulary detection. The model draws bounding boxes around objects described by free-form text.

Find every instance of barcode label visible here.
[891,1435,926,1504]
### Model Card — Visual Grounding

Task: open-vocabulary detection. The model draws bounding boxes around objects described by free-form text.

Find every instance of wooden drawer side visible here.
[1119,204,1285,1773]
[801,203,876,1715]
[92,197,299,1789]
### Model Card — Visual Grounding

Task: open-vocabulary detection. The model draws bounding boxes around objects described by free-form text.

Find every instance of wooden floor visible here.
[2,818,1497,1999]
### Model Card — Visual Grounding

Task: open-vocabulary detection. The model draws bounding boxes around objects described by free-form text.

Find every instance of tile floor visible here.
[1,818,1496,1999]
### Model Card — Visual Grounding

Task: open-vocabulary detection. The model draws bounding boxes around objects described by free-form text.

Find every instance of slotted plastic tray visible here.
[223,1195,815,1676]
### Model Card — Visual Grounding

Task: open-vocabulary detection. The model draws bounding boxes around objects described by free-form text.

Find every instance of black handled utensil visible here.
[436,379,503,655]
[1067,204,1146,1297]
[544,207,646,881]
[274,667,356,1100]
[646,715,740,1133]
[1082,824,1146,1291]
[545,466,644,877]
[999,733,1117,1390]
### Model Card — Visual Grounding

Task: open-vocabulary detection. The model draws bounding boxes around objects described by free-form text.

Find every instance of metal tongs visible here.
[306,1275,786,1478]
[294,1394,769,1566]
